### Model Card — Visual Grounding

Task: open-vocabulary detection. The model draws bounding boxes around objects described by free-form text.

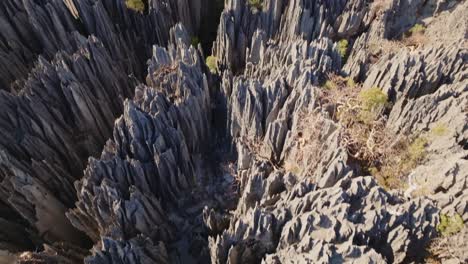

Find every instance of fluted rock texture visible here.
[0,0,467,263]
[69,26,221,263]
[0,0,207,259]
[208,0,467,263]
[0,0,211,92]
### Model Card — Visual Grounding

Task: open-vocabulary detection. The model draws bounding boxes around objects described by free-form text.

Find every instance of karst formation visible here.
[0,0,467,263]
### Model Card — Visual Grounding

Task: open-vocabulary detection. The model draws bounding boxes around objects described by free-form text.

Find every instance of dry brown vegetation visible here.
[427,224,467,264]
[370,0,393,17]
[402,31,427,47]
[368,39,405,58]
[321,75,393,161]
[367,22,427,64]
[320,75,428,189]
[283,110,327,177]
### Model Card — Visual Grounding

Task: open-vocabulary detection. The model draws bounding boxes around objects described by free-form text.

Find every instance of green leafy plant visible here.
[248,0,263,10]
[408,23,426,35]
[125,0,145,13]
[337,39,349,60]
[359,87,388,111]
[191,36,200,47]
[206,56,218,73]
[358,87,388,123]
[437,213,464,237]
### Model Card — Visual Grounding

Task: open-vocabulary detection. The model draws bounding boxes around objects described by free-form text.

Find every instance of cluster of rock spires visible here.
[0,0,466,263]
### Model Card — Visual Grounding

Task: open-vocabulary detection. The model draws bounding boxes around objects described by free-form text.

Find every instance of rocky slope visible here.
[0,0,466,263]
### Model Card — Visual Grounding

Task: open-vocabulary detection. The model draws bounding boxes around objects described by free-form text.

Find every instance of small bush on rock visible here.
[337,39,349,60]
[358,87,388,124]
[125,0,145,13]
[404,23,427,47]
[408,23,426,35]
[248,0,263,10]
[346,77,356,88]
[191,36,200,47]
[359,87,388,111]
[206,56,218,73]
[437,214,464,237]
[323,80,337,90]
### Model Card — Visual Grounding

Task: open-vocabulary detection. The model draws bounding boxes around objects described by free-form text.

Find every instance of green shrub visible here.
[431,123,449,137]
[408,136,428,164]
[358,87,388,123]
[206,56,218,73]
[346,77,356,88]
[437,213,464,237]
[408,23,426,35]
[248,0,263,10]
[359,87,388,111]
[126,0,145,13]
[323,80,337,90]
[337,39,349,60]
[191,36,200,47]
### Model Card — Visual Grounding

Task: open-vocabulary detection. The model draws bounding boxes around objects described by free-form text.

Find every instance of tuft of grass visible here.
[125,0,145,13]
[206,56,218,74]
[337,39,349,60]
[248,0,263,10]
[431,123,449,137]
[408,23,426,35]
[437,214,464,237]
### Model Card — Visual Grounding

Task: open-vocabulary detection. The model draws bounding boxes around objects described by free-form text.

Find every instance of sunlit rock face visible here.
[0,0,466,263]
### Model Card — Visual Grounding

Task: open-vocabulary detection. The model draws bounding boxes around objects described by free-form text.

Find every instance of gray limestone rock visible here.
[68,24,231,263]
[210,173,438,263]
[0,37,134,250]
[0,0,466,263]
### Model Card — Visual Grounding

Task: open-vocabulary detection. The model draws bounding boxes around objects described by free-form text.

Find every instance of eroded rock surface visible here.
[0,0,466,263]
[208,0,467,263]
